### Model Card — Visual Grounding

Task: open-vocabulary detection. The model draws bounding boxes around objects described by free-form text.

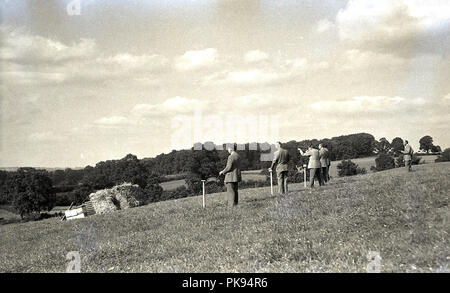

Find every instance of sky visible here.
[1,0,449,167]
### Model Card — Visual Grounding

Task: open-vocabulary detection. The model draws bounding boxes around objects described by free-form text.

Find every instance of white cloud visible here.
[284,57,308,70]
[335,0,450,55]
[131,96,205,118]
[316,19,334,33]
[201,56,317,86]
[96,53,168,72]
[174,48,218,71]
[244,50,269,63]
[94,116,129,126]
[162,96,203,112]
[339,49,405,70]
[225,70,282,85]
[0,27,96,64]
[311,96,427,114]
[0,28,169,87]
[234,93,279,109]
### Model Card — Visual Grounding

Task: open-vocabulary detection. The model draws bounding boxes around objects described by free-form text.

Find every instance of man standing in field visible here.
[269,141,290,195]
[219,144,241,207]
[299,144,322,188]
[318,143,329,184]
[401,140,414,172]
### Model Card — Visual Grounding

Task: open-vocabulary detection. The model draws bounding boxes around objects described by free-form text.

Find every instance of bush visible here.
[185,174,203,195]
[144,183,164,204]
[396,154,421,167]
[375,154,395,171]
[435,148,450,162]
[337,160,366,177]
[161,186,191,201]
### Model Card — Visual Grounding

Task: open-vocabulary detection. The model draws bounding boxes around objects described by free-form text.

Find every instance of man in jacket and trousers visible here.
[318,143,329,184]
[299,144,322,188]
[401,140,414,172]
[219,144,242,207]
[269,141,290,195]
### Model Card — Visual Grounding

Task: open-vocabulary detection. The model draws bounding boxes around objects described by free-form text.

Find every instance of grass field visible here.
[160,170,267,190]
[0,163,448,272]
[160,179,187,191]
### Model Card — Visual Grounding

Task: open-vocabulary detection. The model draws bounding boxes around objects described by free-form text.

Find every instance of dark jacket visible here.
[222,151,242,183]
[271,148,290,172]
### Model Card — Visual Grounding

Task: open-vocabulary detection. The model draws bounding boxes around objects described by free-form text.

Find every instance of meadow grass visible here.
[0,163,448,272]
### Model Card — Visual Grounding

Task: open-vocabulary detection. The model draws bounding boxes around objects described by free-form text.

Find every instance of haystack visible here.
[89,189,119,215]
[111,183,146,209]
[88,183,146,215]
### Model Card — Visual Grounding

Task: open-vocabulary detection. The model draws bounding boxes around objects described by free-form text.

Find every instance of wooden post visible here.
[201,180,206,208]
[303,164,307,188]
[269,170,273,195]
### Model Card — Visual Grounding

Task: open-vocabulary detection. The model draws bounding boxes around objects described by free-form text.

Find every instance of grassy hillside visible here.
[0,163,448,272]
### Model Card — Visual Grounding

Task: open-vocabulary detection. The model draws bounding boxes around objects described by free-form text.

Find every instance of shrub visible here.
[161,186,191,201]
[435,148,450,162]
[337,160,366,177]
[396,154,421,167]
[144,183,164,204]
[375,154,395,171]
[185,174,203,195]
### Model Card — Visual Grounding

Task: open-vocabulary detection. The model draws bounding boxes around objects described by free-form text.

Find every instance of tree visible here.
[391,137,404,155]
[337,160,366,177]
[419,135,434,153]
[4,169,56,218]
[431,145,442,153]
[376,137,391,154]
[435,148,450,162]
[374,154,395,171]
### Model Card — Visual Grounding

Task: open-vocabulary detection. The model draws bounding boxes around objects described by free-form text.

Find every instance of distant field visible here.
[1,162,448,272]
[160,171,267,190]
[418,155,438,164]
[241,170,266,182]
[160,179,187,191]
[0,208,20,221]
[328,157,377,178]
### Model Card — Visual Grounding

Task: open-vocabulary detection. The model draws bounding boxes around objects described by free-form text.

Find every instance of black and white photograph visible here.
[0,0,449,280]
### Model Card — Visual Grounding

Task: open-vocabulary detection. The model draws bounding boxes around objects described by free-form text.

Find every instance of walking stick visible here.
[201,180,206,208]
[269,169,274,195]
[303,164,307,188]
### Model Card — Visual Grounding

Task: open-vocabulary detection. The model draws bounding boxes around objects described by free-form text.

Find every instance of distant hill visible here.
[0,167,84,172]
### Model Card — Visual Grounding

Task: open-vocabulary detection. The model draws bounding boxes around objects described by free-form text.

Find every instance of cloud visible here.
[311,96,427,114]
[0,26,96,64]
[316,19,334,33]
[224,70,283,85]
[131,96,205,118]
[0,27,169,86]
[339,49,405,70]
[244,50,269,63]
[94,116,129,126]
[174,48,218,71]
[233,93,279,110]
[336,0,450,56]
